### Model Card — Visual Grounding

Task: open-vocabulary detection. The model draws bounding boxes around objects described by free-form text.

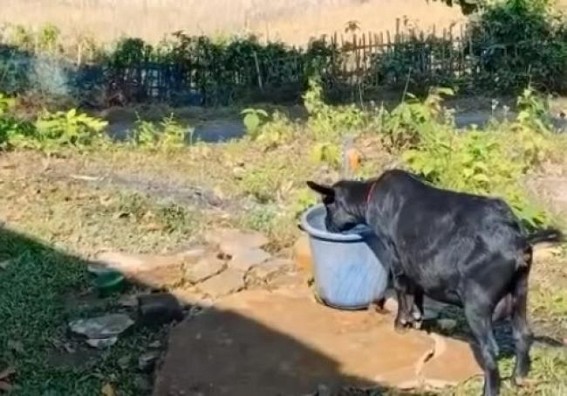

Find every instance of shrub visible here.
[469,0,567,93]
[0,93,108,152]
[128,115,189,151]
[401,86,552,228]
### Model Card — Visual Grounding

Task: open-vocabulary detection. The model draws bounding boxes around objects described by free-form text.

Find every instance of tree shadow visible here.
[0,225,436,395]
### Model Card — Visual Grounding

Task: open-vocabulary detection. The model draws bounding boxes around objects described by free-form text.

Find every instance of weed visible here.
[241,107,269,138]
[0,93,30,149]
[382,87,455,151]
[156,203,196,234]
[310,141,342,168]
[34,108,109,151]
[248,111,298,149]
[303,78,366,139]
[238,160,290,204]
[129,115,189,151]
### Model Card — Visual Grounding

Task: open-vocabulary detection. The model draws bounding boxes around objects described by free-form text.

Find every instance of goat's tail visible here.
[526,227,563,246]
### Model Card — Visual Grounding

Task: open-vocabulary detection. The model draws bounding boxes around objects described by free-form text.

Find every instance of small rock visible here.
[383,297,398,313]
[292,234,313,276]
[86,337,118,349]
[423,308,440,321]
[316,384,331,396]
[184,255,225,284]
[197,269,246,298]
[0,260,11,270]
[228,248,271,272]
[133,375,153,392]
[7,340,24,355]
[206,228,269,256]
[118,295,139,308]
[138,351,160,372]
[137,293,184,327]
[118,355,131,369]
[250,258,293,280]
[101,383,116,396]
[437,318,458,332]
[148,340,162,349]
[69,314,134,340]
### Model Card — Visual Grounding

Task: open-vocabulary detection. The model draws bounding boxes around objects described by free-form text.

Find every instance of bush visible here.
[469,0,567,93]
[401,86,552,228]
[128,115,189,151]
[247,80,556,229]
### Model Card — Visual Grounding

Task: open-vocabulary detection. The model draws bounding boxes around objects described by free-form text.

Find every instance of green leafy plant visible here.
[0,93,28,149]
[3,106,108,152]
[310,141,342,168]
[468,0,567,93]
[129,115,188,151]
[252,111,297,148]
[303,78,366,138]
[400,88,551,229]
[382,87,455,151]
[33,108,108,151]
[290,187,318,218]
[242,108,269,138]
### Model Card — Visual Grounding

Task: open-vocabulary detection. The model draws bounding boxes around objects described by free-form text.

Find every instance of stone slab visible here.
[153,290,435,396]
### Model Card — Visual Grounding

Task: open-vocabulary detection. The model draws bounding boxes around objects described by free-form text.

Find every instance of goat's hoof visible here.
[412,320,423,330]
[394,326,409,334]
[394,322,410,334]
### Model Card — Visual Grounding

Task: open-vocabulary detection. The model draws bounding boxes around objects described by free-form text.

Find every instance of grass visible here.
[0,228,172,395]
[1,85,567,394]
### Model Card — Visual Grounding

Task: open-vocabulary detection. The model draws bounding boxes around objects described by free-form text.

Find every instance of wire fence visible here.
[0,20,564,107]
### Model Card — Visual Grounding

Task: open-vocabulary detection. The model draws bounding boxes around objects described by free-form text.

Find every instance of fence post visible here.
[253,51,263,92]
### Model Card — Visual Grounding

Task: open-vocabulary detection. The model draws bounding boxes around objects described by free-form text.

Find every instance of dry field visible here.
[0,0,467,46]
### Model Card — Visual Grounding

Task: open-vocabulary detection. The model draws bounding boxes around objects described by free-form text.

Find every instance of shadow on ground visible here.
[0,225,442,395]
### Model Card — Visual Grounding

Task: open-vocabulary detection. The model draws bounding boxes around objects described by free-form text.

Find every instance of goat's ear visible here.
[306,181,335,197]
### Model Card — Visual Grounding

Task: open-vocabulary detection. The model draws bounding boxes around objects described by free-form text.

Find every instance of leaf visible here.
[243,113,261,136]
[434,87,455,97]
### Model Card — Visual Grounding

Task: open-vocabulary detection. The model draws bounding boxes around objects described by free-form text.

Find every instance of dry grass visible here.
[0,0,466,47]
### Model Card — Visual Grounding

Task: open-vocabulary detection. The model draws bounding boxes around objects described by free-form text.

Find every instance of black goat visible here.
[307,169,562,396]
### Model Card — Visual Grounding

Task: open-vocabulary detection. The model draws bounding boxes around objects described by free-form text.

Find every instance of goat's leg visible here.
[411,287,424,329]
[464,299,501,396]
[392,273,415,332]
[511,266,533,384]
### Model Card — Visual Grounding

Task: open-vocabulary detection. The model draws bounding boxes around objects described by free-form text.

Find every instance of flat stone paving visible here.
[153,289,482,396]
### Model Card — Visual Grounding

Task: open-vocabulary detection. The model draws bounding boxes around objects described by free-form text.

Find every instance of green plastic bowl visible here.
[93,271,126,297]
